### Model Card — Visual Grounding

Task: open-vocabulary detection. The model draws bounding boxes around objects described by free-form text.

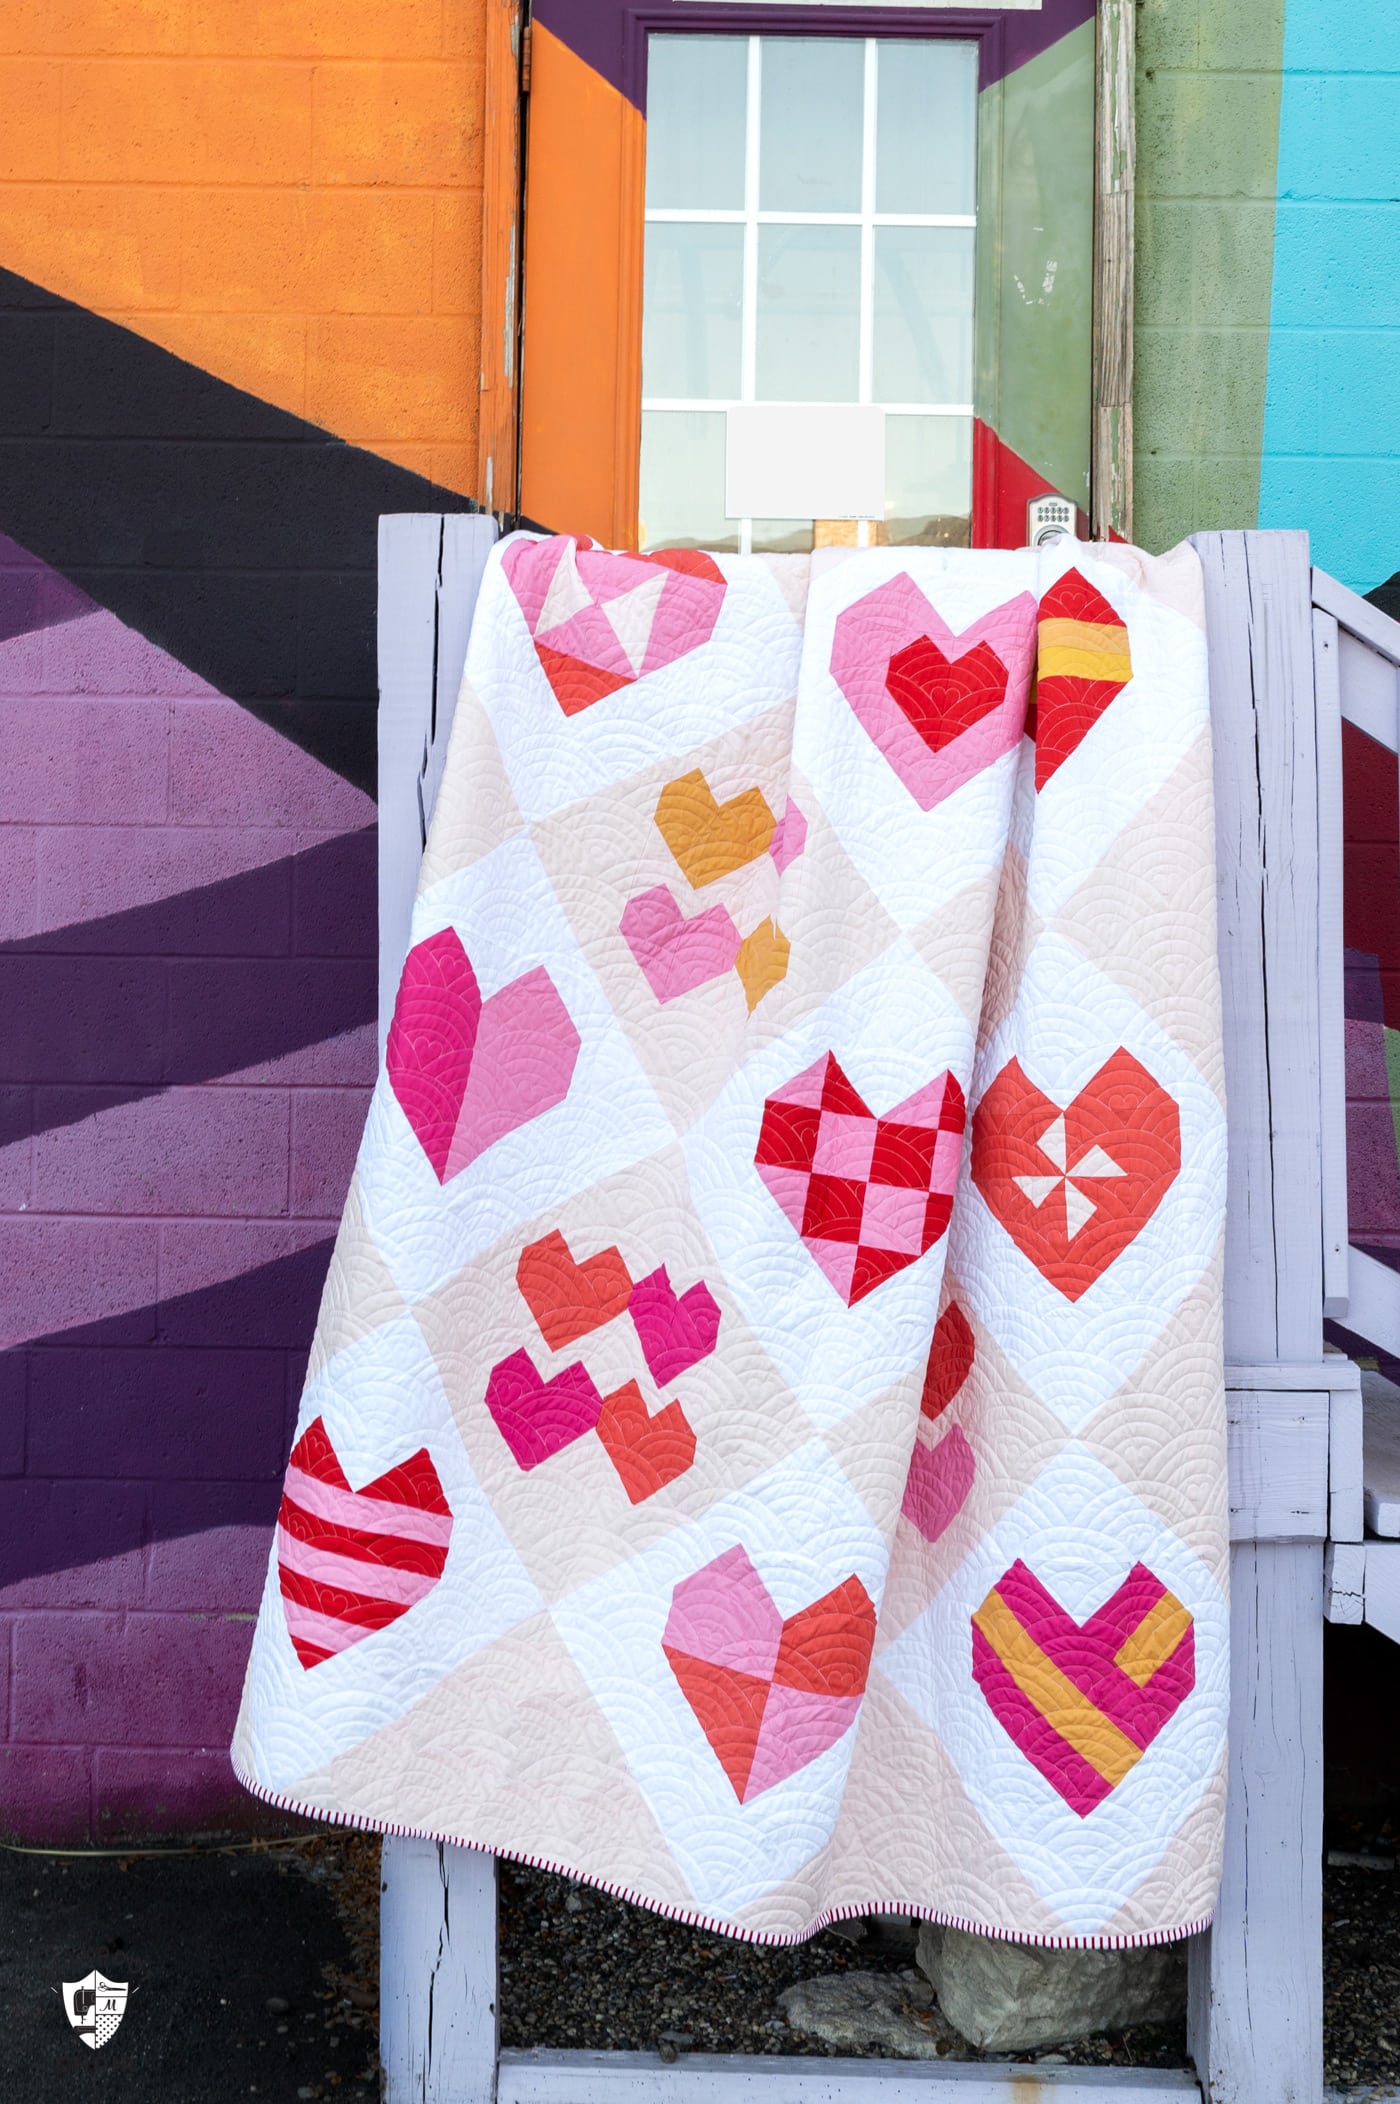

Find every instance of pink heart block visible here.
[484,1348,604,1470]
[829,574,1038,811]
[628,1265,722,1385]
[663,1546,877,1802]
[276,1417,454,1670]
[502,537,727,715]
[387,928,581,1183]
[620,885,742,1002]
[972,1559,1196,1816]
[901,1425,975,1544]
[754,1050,966,1305]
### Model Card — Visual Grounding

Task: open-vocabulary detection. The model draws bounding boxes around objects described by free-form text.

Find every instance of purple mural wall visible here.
[1,530,377,1839]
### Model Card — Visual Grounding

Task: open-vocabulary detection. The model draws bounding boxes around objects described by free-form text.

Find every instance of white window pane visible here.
[885,415,972,546]
[645,35,747,210]
[756,225,861,402]
[875,40,977,216]
[759,38,863,214]
[643,223,744,399]
[639,412,737,553]
[872,226,974,404]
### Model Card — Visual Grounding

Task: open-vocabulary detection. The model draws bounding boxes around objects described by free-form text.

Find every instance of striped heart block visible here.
[1033,569,1133,788]
[276,1418,453,1669]
[972,1559,1195,1815]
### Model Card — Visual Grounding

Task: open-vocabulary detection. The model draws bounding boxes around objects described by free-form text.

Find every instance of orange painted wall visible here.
[0,0,488,491]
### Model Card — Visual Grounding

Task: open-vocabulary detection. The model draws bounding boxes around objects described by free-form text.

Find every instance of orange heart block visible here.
[655,769,777,889]
[517,1229,634,1350]
[971,1049,1181,1301]
[596,1379,696,1503]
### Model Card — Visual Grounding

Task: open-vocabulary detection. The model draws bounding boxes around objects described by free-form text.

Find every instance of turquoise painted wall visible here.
[1259,5,1400,593]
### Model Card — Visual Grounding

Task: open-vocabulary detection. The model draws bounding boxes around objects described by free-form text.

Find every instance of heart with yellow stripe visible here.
[972,1558,1195,1815]
[1032,569,1133,790]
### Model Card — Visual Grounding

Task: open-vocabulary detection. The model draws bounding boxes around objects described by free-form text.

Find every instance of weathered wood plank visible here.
[1312,565,1400,669]
[1311,609,1348,1317]
[1345,1246,1400,1361]
[1362,1370,1400,1538]
[498,2051,1198,2104]
[376,512,497,1046]
[1226,1392,1328,1542]
[381,1838,498,2104]
[1324,1541,1366,1625]
[1336,626,1398,748]
[1187,1543,1324,2103]
[1328,1365,1365,1545]
[1091,0,1134,540]
[1363,1541,1400,1646]
[1188,531,1325,2103]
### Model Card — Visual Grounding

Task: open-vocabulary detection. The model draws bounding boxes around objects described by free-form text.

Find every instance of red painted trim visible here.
[973,418,1089,550]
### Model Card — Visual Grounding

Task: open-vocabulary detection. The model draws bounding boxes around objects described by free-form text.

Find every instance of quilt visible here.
[233,535,1227,1948]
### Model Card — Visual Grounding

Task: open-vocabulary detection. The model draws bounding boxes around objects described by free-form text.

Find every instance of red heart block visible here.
[921,1302,975,1420]
[971,1050,1181,1301]
[517,1230,634,1351]
[972,1559,1195,1816]
[484,1349,604,1470]
[755,1050,965,1305]
[664,1548,877,1802]
[1033,569,1133,789]
[502,537,727,716]
[595,1379,696,1503]
[628,1266,722,1385]
[276,1417,453,1670]
[829,573,1037,812]
[886,633,1015,756]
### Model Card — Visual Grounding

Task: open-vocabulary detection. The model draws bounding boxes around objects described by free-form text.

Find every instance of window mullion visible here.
[740,33,761,554]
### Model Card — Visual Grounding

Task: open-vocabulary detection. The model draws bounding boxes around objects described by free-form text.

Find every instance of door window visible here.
[639,33,978,556]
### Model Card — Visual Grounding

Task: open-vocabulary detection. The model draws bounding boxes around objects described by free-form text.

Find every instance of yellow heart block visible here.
[734,920,791,1012]
[655,769,777,889]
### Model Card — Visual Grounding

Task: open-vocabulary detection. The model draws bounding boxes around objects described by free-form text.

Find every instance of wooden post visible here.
[381,1837,499,2104]
[1092,0,1134,541]
[376,511,499,1048]
[1187,531,1324,2104]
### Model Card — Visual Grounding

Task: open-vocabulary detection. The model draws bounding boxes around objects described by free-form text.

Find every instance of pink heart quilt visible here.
[503,537,726,714]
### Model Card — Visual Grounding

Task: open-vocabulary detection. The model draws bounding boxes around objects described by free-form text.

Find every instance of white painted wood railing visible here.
[374,522,1378,2104]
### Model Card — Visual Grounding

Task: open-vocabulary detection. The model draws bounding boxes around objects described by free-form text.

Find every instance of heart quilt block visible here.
[276,1418,453,1669]
[829,572,1037,811]
[1033,569,1133,789]
[755,1050,966,1305]
[663,1545,877,1802]
[972,1559,1195,1815]
[971,1049,1181,1301]
[386,927,581,1183]
[503,536,726,715]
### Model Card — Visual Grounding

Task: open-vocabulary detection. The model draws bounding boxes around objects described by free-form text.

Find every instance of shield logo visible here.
[62,1970,129,2050]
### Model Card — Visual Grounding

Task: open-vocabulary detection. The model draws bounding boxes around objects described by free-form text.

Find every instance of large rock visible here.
[777,1972,964,2059]
[916,1925,1186,2052]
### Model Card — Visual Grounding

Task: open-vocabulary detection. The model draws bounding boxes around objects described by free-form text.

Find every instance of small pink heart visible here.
[620,884,741,1002]
[484,1348,604,1470]
[901,1424,975,1544]
[387,928,581,1183]
[628,1265,722,1385]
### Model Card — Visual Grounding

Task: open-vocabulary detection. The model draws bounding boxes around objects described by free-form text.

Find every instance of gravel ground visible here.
[496,1861,1187,2069]
[8,1823,1398,2095]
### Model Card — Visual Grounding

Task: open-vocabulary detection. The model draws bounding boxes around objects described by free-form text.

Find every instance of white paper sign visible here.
[725,405,886,522]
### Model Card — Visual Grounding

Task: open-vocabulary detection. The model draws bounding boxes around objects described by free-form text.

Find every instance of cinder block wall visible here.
[0,1,487,1841]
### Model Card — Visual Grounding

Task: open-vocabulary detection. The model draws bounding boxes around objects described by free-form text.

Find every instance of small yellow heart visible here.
[734,920,791,1012]
[655,769,776,889]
